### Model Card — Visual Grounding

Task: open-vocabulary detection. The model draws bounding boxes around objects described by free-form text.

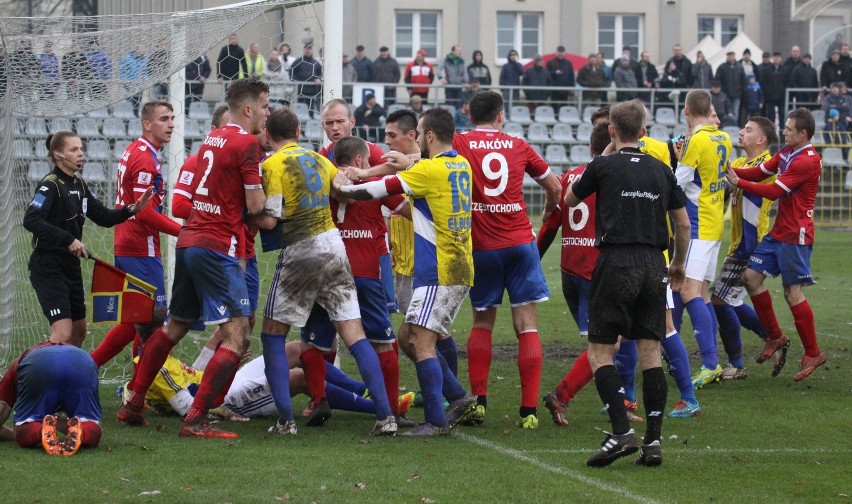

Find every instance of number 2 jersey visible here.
[453,129,551,251]
[676,125,732,241]
[176,123,263,256]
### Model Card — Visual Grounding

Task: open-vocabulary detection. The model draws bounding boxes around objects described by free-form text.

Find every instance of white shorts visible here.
[264,229,361,327]
[684,239,721,282]
[709,256,749,306]
[223,356,277,418]
[394,273,414,314]
[405,285,470,337]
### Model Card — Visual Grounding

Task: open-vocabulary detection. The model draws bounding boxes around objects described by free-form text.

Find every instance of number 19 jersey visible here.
[453,129,551,250]
[676,125,732,241]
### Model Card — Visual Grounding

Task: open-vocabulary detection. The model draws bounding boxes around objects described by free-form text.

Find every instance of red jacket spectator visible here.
[404,49,434,99]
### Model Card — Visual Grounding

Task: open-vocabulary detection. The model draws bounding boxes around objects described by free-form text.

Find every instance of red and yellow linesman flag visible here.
[90,258,156,325]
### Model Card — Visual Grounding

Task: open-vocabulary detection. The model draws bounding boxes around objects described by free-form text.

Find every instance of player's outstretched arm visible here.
[668,206,690,292]
[333,173,398,200]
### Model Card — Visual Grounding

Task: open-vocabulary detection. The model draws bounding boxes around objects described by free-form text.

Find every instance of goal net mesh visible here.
[0,0,324,382]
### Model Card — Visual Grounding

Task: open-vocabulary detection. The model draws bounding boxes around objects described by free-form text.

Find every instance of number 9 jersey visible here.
[453,129,551,250]
[675,125,732,241]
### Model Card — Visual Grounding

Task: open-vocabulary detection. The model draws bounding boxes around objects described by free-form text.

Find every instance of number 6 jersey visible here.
[453,128,551,251]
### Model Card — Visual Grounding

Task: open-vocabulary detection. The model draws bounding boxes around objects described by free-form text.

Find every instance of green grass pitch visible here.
[2,229,850,503]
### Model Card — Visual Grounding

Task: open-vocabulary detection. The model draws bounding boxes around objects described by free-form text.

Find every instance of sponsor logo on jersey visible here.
[620,190,660,201]
[138,172,152,185]
[30,193,46,209]
[217,305,226,315]
[178,171,194,186]
[192,200,222,215]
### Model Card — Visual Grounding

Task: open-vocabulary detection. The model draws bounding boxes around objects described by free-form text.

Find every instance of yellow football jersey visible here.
[728,150,774,258]
[676,125,732,241]
[389,211,414,276]
[395,152,474,287]
[262,142,338,247]
[638,136,672,167]
[134,354,203,413]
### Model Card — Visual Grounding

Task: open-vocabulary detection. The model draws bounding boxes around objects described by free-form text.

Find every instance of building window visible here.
[395,11,440,60]
[496,12,542,63]
[698,16,741,45]
[597,14,642,60]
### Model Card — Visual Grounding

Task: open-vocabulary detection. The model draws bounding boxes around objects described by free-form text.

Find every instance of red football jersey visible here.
[759,144,821,245]
[114,137,166,257]
[172,153,199,218]
[330,178,405,278]
[176,124,263,256]
[173,152,258,259]
[319,141,385,167]
[542,166,598,280]
[453,129,551,250]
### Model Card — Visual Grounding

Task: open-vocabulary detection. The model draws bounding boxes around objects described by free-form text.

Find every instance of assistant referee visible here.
[565,99,690,468]
[23,131,152,347]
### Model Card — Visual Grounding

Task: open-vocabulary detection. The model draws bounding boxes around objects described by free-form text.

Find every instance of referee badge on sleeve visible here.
[82,197,88,215]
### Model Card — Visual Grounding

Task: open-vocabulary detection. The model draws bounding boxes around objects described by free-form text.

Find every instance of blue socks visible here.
[326,383,374,414]
[714,303,744,368]
[614,339,638,403]
[416,358,446,426]
[260,332,293,422]
[349,339,392,419]
[324,361,367,396]
[661,330,697,404]
[684,297,718,369]
[734,303,767,340]
[671,294,684,333]
[436,351,466,401]
[436,336,458,376]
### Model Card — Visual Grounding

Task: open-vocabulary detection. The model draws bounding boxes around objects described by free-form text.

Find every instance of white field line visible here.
[457,432,663,504]
[525,447,849,455]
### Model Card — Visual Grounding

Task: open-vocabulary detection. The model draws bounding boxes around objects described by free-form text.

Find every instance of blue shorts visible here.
[115,256,166,306]
[469,242,550,310]
[379,254,399,313]
[13,345,102,424]
[245,256,259,312]
[749,236,814,287]
[169,247,251,324]
[561,272,591,335]
[301,276,396,350]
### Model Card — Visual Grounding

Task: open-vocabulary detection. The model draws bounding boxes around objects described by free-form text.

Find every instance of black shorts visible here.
[28,250,86,324]
[587,246,667,345]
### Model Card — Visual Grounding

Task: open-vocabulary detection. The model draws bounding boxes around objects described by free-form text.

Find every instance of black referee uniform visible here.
[570,147,686,345]
[23,166,133,325]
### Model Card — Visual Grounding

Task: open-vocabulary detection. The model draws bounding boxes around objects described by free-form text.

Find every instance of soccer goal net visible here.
[0,0,328,381]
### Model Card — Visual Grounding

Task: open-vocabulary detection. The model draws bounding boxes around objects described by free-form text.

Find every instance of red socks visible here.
[127,328,175,408]
[80,421,102,448]
[751,290,783,341]
[791,300,820,357]
[90,323,137,368]
[184,346,241,422]
[517,330,543,408]
[300,347,328,403]
[378,349,400,415]
[556,349,593,404]
[467,327,493,397]
[14,421,42,448]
